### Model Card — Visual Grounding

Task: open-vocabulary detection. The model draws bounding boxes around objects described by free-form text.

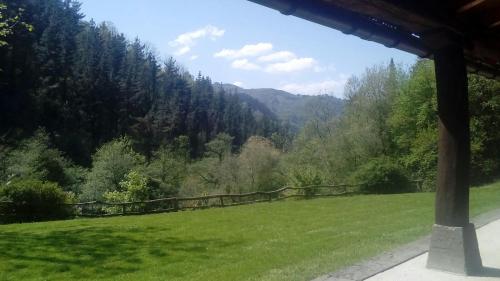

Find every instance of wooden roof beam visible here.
[456,0,487,14]
[248,0,500,80]
[249,0,432,57]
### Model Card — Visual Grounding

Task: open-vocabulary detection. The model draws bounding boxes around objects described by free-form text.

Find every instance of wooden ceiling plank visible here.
[249,0,500,79]
[489,20,500,29]
[457,0,487,13]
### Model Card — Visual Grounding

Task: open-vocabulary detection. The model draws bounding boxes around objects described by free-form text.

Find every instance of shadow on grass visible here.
[0,224,240,280]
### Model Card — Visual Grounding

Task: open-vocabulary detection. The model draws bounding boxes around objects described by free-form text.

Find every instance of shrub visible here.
[0,179,72,221]
[147,145,187,197]
[118,170,149,201]
[3,130,86,193]
[102,190,129,214]
[80,137,145,201]
[351,157,413,194]
[288,166,324,198]
[238,136,284,192]
[102,170,149,214]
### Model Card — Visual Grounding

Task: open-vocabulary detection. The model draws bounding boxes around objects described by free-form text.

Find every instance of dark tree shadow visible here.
[0,225,240,279]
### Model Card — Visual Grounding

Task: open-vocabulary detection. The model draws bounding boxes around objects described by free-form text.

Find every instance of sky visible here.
[78,0,417,98]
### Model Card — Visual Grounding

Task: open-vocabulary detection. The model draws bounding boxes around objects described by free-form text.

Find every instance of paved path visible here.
[366,219,500,281]
[314,209,500,281]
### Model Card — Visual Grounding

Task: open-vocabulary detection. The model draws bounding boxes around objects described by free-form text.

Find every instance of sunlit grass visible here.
[1,182,500,281]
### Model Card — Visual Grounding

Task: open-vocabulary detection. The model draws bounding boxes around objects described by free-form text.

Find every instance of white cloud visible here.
[175,46,191,56]
[314,64,337,73]
[231,59,261,70]
[265,57,316,73]
[280,76,348,98]
[190,55,199,60]
[233,81,244,87]
[170,25,225,56]
[258,51,296,62]
[214,43,273,59]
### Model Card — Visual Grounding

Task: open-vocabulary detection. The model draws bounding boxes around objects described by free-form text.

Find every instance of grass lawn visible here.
[1,182,500,281]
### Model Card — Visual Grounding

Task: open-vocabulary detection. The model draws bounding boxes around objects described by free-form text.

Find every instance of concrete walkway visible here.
[366,219,500,281]
[314,209,500,281]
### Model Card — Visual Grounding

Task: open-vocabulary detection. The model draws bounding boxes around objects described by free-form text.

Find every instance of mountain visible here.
[215,83,345,130]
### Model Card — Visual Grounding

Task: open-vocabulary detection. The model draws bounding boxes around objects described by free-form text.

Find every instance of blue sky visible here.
[79,0,417,98]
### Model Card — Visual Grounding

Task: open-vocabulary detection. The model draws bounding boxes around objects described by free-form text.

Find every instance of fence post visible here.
[122,204,125,215]
[173,198,179,211]
[220,195,224,207]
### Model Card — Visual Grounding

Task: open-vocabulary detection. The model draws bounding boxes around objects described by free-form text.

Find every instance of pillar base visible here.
[427,223,482,275]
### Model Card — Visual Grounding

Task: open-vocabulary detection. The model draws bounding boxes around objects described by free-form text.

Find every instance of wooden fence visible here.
[63,184,359,217]
[0,180,423,218]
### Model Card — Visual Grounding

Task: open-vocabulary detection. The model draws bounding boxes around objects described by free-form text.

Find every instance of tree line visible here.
[1,0,500,221]
[0,0,280,165]
[285,59,500,191]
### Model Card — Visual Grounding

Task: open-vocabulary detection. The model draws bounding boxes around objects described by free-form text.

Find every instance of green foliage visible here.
[101,190,129,214]
[389,60,436,152]
[118,170,149,201]
[0,3,33,47]
[80,137,144,201]
[205,133,233,161]
[469,74,500,184]
[238,136,285,192]
[102,170,149,214]
[222,85,344,131]
[352,157,412,194]
[0,179,71,221]
[288,166,324,198]
[400,127,437,191]
[182,136,285,196]
[1,1,281,165]
[284,61,408,187]
[3,130,86,193]
[147,144,187,197]
[182,153,239,196]
[389,60,438,190]
[1,0,499,205]
[289,166,323,188]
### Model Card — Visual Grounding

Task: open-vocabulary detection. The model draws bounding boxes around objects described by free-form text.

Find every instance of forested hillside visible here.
[0,0,281,165]
[285,60,500,191]
[217,83,344,130]
[1,0,500,222]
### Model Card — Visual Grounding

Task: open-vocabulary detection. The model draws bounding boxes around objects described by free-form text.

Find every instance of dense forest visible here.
[1,0,500,219]
[0,0,281,165]
[215,83,345,131]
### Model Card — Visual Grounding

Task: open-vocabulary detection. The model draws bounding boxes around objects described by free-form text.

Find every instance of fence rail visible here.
[0,180,423,218]
[66,184,359,217]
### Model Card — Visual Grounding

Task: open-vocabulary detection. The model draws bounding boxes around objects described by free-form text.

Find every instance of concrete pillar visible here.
[426,42,482,275]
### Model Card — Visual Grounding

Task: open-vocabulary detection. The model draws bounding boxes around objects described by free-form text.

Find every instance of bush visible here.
[102,171,149,214]
[0,179,72,221]
[352,157,413,194]
[102,190,129,214]
[3,130,86,193]
[118,170,149,201]
[80,137,145,201]
[147,145,187,197]
[238,136,284,192]
[288,166,324,198]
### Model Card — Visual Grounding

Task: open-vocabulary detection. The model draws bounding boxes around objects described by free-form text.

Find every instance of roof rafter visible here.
[249,0,500,79]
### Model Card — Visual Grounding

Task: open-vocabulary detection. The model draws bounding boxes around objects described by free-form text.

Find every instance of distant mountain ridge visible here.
[214,83,344,130]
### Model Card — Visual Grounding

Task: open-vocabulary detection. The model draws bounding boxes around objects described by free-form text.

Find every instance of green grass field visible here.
[1,182,500,281]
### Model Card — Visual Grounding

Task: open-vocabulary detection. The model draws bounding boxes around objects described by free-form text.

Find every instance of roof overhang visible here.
[249,0,500,79]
